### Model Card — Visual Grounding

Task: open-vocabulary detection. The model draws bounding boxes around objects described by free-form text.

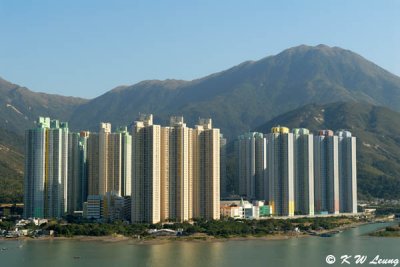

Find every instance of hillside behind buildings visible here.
[2,44,400,202]
[253,102,400,200]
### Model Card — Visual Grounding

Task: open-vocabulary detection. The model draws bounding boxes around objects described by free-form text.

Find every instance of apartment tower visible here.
[237,132,267,200]
[116,127,132,197]
[87,123,128,197]
[168,116,193,222]
[337,130,357,214]
[314,130,339,214]
[24,117,68,218]
[67,131,89,213]
[131,114,161,223]
[267,126,294,217]
[220,134,227,198]
[292,128,314,216]
[160,126,170,221]
[193,119,221,220]
[87,132,100,196]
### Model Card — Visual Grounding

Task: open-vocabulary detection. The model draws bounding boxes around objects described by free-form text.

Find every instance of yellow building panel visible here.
[289,201,295,216]
[271,126,290,134]
[270,201,275,215]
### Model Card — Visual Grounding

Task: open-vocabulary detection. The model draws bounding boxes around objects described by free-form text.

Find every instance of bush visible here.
[385,226,400,232]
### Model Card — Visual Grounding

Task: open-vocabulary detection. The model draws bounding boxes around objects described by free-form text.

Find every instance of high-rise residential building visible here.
[87,123,130,198]
[267,126,294,217]
[220,134,227,198]
[87,132,100,196]
[237,132,267,200]
[67,133,79,214]
[99,122,113,195]
[80,131,89,205]
[314,130,339,214]
[123,196,132,221]
[108,130,122,196]
[24,117,48,219]
[237,133,252,198]
[24,117,68,219]
[193,118,221,220]
[337,130,357,214]
[168,116,193,222]
[160,126,170,221]
[131,114,161,224]
[25,114,222,222]
[292,128,314,216]
[132,114,222,223]
[233,141,240,196]
[67,131,89,213]
[116,127,132,197]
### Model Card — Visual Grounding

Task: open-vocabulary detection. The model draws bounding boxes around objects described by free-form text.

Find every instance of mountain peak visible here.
[316,44,330,48]
[278,44,349,57]
[70,43,400,139]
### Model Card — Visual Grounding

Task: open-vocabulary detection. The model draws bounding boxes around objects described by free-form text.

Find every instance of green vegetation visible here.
[43,221,148,238]
[0,128,24,203]
[374,205,400,216]
[369,223,400,237]
[23,216,361,239]
[0,220,15,231]
[0,76,87,136]
[0,76,86,204]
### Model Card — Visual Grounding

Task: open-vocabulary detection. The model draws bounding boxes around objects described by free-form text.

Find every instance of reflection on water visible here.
[0,222,399,267]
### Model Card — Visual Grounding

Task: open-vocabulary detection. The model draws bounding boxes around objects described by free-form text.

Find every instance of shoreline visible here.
[0,233,306,244]
[0,220,377,244]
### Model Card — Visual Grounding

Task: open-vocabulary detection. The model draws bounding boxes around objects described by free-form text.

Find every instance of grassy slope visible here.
[0,128,24,203]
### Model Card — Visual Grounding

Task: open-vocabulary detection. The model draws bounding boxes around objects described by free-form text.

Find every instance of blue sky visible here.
[0,0,399,98]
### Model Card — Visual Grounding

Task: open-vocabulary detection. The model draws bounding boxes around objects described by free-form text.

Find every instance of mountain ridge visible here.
[2,44,400,138]
[0,76,88,100]
[2,44,400,202]
[0,76,88,134]
[65,44,400,138]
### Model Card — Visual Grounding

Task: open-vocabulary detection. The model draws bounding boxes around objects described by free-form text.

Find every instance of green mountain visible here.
[254,102,400,200]
[0,77,87,203]
[2,44,400,203]
[0,77,87,135]
[3,44,400,139]
[0,127,24,203]
[69,44,400,139]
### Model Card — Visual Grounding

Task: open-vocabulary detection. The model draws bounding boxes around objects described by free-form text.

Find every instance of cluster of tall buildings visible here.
[131,115,220,223]
[236,127,357,217]
[24,117,69,219]
[23,115,221,223]
[23,115,357,221]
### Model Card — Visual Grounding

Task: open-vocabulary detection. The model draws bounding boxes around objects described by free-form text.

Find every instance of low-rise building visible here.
[147,229,178,236]
[103,193,125,222]
[220,199,271,220]
[84,193,131,222]
[221,205,243,219]
[84,195,103,220]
